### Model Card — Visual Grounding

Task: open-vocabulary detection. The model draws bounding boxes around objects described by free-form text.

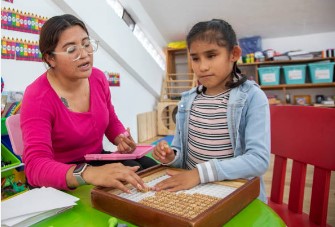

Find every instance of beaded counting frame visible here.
[91,165,260,227]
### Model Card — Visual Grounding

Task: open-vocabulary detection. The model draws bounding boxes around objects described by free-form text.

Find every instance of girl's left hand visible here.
[116,128,136,154]
[153,168,200,192]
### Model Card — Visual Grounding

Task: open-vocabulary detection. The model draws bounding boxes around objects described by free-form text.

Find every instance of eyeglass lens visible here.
[69,40,98,61]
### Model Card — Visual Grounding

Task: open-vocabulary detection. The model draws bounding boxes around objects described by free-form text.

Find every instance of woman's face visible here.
[48,25,93,80]
[189,40,241,95]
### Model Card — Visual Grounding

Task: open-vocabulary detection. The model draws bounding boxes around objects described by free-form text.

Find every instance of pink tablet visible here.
[84,145,154,161]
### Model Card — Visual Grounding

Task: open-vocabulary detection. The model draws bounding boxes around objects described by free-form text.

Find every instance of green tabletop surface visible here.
[33,185,285,227]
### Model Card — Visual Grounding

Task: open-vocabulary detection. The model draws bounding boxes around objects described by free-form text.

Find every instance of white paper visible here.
[2,207,73,227]
[1,187,79,226]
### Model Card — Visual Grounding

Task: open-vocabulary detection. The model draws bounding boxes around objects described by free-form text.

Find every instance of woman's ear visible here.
[45,53,56,68]
[231,46,242,62]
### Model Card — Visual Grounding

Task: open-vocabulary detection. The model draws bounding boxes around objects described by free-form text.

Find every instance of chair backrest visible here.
[270,105,335,226]
[5,114,24,156]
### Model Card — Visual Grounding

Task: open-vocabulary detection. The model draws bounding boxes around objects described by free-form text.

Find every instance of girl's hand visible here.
[83,163,146,193]
[116,128,136,153]
[152,141,175,164]
[153,168,200,192]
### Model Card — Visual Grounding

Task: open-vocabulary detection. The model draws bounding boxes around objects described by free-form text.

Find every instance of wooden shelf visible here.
[261,82,335,90]
[238,57,335,66]
[238,57,335,106]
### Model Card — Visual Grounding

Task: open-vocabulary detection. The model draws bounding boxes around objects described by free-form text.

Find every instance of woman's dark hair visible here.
[39,14,89,67]
[186,19,247,93]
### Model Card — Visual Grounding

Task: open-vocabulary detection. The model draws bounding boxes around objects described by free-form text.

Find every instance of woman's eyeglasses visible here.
[52,39,99,61]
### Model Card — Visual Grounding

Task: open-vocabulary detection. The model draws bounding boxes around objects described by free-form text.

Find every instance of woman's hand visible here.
[152,141,175,164]
[83,163,146,193]
[115,128,136,154]
[153,168,200,192]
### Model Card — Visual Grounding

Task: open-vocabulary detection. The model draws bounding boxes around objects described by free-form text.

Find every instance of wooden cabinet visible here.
[238,58,335,105]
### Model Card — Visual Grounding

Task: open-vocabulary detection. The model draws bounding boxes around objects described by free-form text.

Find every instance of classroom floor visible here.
[144,136,335,226]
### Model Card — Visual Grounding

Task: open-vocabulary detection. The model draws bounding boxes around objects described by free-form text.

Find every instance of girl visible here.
[152,19,270,203]
[20,14,156,192]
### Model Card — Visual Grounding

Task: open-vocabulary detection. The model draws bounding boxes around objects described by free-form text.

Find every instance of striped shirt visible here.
[186,90,233,174]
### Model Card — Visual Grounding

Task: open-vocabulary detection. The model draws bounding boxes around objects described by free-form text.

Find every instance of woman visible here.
[20,14,156,192]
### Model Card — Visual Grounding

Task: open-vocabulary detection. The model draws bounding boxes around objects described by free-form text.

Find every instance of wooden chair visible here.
[269,105,335,227]
[5,114,24,156]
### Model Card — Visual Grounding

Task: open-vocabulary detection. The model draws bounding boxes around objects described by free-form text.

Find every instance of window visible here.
[106,0,165,70]
[122,10,135,31]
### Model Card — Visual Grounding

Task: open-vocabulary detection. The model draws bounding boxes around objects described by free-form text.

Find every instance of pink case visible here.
[84,145,154,161]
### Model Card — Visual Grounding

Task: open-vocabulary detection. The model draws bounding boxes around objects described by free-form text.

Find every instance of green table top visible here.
[33,185,285,227]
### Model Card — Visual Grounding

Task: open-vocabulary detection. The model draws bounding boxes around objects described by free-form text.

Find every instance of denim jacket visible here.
[168,79,270,203]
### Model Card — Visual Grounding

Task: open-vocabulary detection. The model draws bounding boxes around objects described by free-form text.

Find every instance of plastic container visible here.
[283,64,306,84]
[1,144,21,177]
[258,66,280,85]
[308,62,335,83]
[1,117,8,135]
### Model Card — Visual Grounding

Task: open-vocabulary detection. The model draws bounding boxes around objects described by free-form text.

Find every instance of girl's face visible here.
[189,40,241,95]
[47,25,93,80]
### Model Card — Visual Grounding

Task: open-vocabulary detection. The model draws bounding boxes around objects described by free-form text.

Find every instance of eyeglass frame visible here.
[51,39,99,62]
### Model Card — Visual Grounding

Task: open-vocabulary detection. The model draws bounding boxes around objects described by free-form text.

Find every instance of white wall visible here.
[262,32,335,53]
[1,0,63,91]
[1,0,164,146]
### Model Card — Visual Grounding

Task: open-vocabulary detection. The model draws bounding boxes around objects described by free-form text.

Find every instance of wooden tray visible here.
[91,165,260,227]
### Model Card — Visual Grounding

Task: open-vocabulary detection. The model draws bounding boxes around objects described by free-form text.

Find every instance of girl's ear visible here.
[231,46,242,62]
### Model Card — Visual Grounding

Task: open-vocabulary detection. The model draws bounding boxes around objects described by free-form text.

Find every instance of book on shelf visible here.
[272,50,323,61]
[289,53,314,60]
[287,50,309,56]
[273,55,290,61]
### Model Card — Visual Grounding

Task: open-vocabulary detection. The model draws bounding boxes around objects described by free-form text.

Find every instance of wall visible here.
[1,0,63,91]
[1,0,164,147]
[262,32,335,53]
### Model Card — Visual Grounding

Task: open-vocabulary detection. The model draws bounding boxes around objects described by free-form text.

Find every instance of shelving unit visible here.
[158,47,196,135]
[238,57,335,104]
[161,48,196,101]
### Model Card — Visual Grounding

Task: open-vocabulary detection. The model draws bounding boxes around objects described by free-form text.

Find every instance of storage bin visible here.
[258,66,280,85]
[1,117,8,135]
[1,144,21,177]
[308,62,335,83]
[283,64,306,84]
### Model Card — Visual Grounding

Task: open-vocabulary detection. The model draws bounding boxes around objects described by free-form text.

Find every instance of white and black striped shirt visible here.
[186,90,233,182]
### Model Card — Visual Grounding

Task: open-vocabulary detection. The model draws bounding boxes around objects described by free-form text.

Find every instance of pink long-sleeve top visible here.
[20,67,126,190]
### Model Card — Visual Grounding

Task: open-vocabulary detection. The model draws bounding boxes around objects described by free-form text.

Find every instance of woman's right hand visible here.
[152,140,175,164]
[83,163,146,193]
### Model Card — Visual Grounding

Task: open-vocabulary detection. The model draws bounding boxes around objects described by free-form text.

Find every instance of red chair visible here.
[269,105,335,227]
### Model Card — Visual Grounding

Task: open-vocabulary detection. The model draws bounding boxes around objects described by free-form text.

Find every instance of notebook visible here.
[84,145,154,161]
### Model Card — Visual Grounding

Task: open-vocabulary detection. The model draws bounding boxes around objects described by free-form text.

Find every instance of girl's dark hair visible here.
[186,19,247,93]
[39,14,89,67]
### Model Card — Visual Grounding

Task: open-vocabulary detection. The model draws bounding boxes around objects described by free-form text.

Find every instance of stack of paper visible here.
[1,187,79,227]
